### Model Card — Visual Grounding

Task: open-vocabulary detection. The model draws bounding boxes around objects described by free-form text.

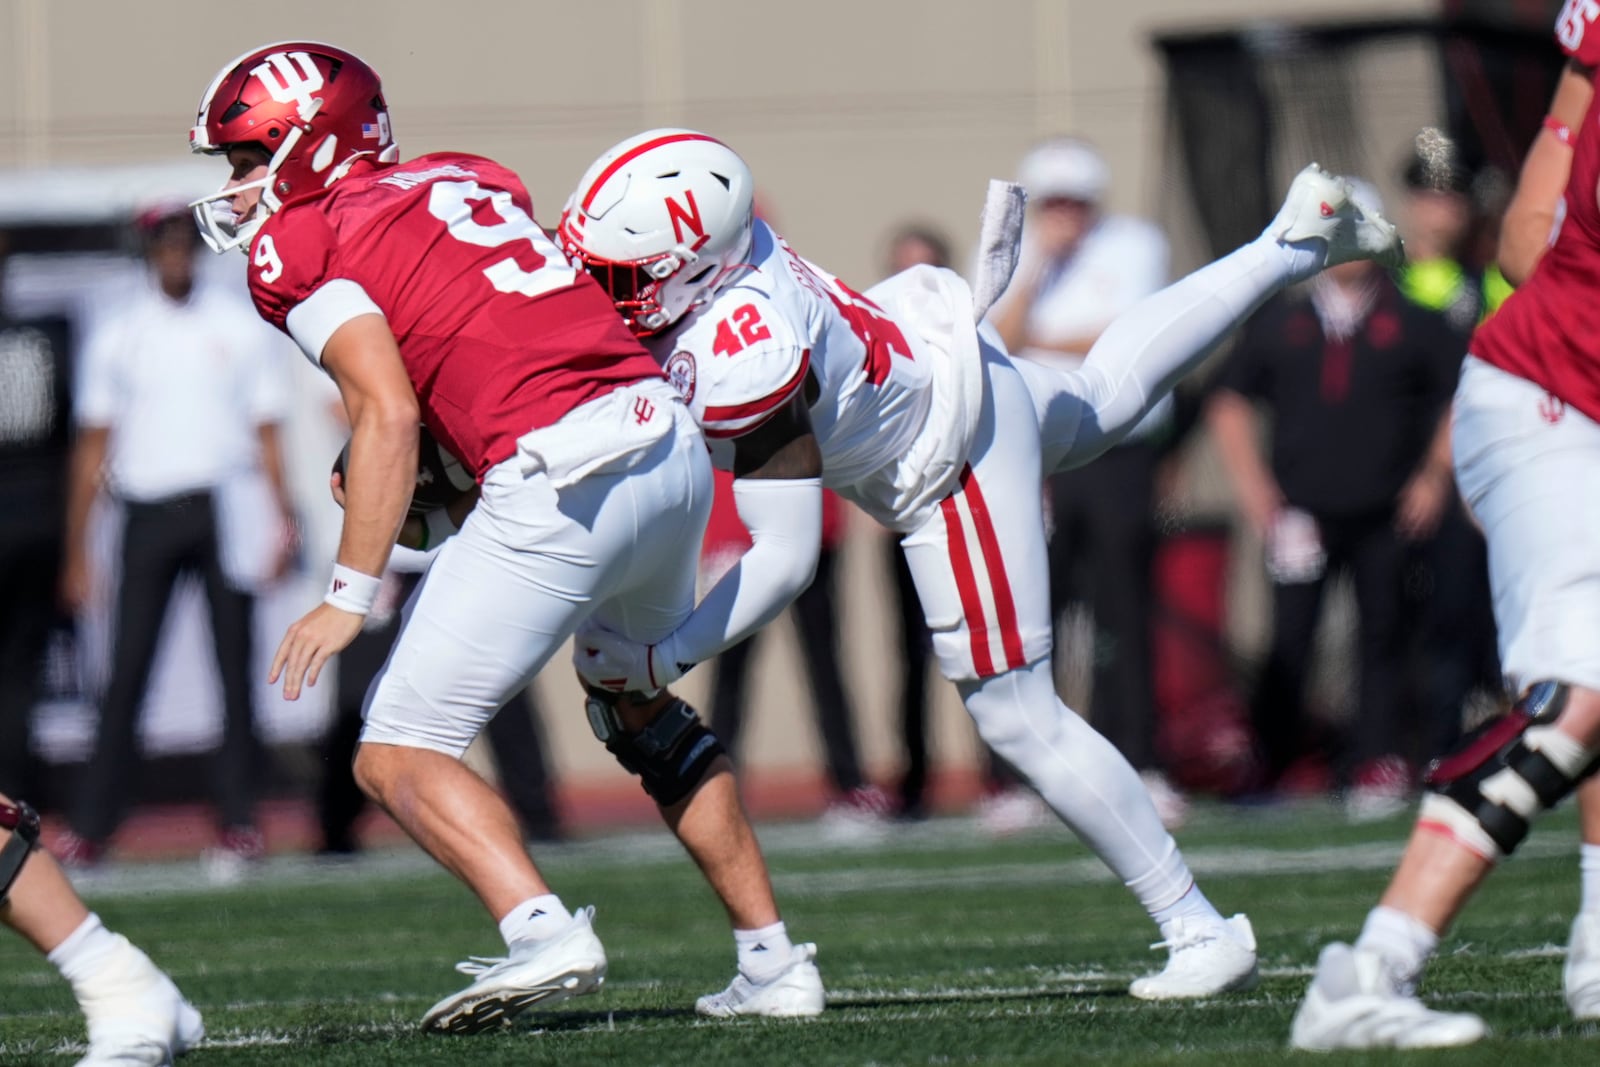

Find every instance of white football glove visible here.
[573,622,688,693]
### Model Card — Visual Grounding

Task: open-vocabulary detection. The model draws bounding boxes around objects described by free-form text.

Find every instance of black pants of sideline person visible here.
[72,492,260,844]
[708,545,868,796]
[317,573,562,852]
[888,536,935,817]
[1251,509,1407,786]
[0,530,61,799]
[1045,441,1161,773]
[1412,498,1500,762]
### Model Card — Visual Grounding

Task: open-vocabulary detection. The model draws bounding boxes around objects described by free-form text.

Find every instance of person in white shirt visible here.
[986,137,1187,829]
[0,225,204,1067]
[57,206,296,874]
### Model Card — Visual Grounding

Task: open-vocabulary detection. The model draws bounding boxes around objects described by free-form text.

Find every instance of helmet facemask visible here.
[560,214,750,337]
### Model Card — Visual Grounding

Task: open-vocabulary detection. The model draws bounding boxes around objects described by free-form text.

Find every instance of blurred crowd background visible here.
[0,0,1567,870]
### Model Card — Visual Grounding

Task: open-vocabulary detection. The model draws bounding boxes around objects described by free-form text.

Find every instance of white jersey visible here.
[648,219,984,530]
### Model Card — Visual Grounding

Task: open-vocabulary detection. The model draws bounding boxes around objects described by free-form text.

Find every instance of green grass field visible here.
[4,803,1599,1065]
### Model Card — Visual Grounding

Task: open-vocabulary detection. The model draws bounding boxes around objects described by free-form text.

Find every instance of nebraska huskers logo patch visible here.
[667,351,697,403]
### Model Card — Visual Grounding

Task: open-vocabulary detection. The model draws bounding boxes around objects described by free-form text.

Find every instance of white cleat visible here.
[1269,162,1406,272]
[1565,913,1600,1021]
[421,906,607,1035]
[696,943,826,1018]
[1129,913,1259,1000]
[74,937,204,1066]
[1290,942,1486,1050]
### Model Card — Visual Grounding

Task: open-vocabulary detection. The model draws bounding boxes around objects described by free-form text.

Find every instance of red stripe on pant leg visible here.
[958,466,1027,670]
[940,493,994,677]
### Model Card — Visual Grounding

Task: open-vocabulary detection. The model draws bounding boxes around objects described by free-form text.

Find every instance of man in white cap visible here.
[986,137,1186,831]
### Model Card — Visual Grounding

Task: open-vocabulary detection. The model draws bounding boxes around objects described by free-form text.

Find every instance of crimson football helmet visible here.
[188,41,398,252]
[558,129,755,335]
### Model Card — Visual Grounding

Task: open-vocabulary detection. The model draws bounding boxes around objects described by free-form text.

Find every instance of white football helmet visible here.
[559,129,755,335]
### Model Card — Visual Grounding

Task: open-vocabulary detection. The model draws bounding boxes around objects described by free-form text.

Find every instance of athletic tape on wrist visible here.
[325,563,382,615]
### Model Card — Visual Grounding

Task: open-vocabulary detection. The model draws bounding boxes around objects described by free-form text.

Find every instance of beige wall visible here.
[0,0,1437,791]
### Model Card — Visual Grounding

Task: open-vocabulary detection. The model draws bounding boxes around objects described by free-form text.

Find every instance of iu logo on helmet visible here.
[665,191,711,252]
[251,52,324,118]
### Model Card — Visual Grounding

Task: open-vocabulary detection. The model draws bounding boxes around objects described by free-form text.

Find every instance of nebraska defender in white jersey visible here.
[650,218,987,529]
[564,128,1406,997]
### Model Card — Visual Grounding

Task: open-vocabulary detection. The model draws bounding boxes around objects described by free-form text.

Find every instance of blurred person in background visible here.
[2,792,203,1065]
[1392,146,1501,763]
[986,137,1187,831]
[703,468,892,837]
[1292,5,1600,1045]
[1205,183,1466,821]
[880,224,946,820]
[0,228,74,802]
[56,206,298,880]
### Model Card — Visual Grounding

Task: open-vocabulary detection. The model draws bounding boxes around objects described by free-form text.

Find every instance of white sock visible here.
[958,662,1196,918]
[1581,844,1600,914]
[1354,906,1438,995]
[735,920,794,982]
[1152,883,1225,940]
[497,894,572,948]
[46,913,123,989]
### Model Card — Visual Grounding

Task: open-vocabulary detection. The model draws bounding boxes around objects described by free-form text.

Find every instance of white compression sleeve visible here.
[668,477,824,666]
[1040,236,1297,470]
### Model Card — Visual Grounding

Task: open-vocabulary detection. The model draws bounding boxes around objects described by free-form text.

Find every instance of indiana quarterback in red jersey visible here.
[563,128,1404,1000]
[189,42,822,1032]
[1291,1,1600,1049]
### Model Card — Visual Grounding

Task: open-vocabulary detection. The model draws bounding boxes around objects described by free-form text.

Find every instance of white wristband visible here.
[325,563,382,615]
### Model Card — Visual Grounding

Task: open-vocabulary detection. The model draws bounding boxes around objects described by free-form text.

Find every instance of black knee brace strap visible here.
[0,800,41,904]
[1422,682,1600,858]
[586,695,724,807]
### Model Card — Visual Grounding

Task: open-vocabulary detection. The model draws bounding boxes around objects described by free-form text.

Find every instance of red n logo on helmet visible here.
[665,190,710,251]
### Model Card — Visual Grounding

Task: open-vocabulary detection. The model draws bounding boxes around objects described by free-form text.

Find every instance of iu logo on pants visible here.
[633,397,657,425]
[1538,394,1565,424]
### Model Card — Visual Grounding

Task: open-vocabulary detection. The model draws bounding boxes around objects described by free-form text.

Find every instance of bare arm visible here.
[1395,407,1456,541]
[59,426,109,612]
[1205,389,1282,538]
[732,392,824,479]
[320,314,420,578]
[256,422,293,517]
[991,276,1036,354]
[255,421,300,580]
[1499,60,1595,287]
[270,313,417,699]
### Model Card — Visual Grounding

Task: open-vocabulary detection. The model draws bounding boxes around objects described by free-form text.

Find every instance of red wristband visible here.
[1544,114,1575,146]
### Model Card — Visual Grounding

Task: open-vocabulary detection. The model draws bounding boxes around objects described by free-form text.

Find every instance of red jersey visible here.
[1470,2,1600,419]
[247,152,663,475]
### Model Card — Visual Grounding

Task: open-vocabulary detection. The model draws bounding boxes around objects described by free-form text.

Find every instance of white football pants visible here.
[360,414,712,757]
[1453,355,1600,696]
[905,236,1296,915]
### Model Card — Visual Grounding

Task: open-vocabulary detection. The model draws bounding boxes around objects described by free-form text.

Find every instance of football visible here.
[331,427,474,516]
